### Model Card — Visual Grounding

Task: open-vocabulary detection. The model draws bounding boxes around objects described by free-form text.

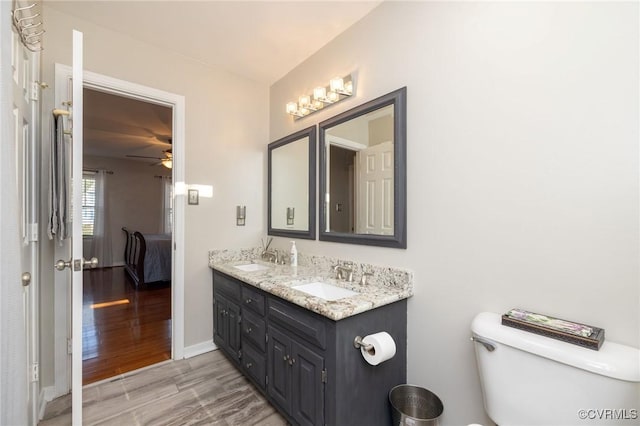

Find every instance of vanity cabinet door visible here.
[267,324,325,426]
[267,325,291,413]
[213,293,241,363]
[291,341,325,426]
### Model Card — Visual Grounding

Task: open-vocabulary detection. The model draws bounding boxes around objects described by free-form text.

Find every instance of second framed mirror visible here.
[319,87,407,248]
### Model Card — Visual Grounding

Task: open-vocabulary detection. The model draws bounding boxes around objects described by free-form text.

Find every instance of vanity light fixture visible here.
[286,74,354,120]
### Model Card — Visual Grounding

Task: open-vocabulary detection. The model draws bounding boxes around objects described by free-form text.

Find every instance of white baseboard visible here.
[183,340,218,359]
[39,386,56,421]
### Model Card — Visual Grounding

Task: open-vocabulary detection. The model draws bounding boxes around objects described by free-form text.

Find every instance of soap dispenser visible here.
[289,241,298,267]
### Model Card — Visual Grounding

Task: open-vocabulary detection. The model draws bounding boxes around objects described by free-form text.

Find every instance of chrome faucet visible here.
[360,272,373,286]
[334,262,354,282]
[261,249,278,263]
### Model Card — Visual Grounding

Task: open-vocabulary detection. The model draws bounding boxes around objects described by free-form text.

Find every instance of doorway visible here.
[81,88,174,384]
[52,64,186,395]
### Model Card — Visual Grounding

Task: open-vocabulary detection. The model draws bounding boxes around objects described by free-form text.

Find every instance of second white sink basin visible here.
[233,263,271,272]
[292,282,358,301]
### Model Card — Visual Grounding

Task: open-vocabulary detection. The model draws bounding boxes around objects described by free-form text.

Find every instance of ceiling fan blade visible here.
[126,154,164,160]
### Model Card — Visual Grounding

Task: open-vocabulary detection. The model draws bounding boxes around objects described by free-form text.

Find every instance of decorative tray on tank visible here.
[501,308,605,351]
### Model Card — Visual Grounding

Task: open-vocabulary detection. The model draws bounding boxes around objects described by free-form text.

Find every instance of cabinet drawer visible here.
[213,271,241,301]
[268,298,326,350]
[242,342,266,390]
[242,309,266,351]
[242,285,265,316]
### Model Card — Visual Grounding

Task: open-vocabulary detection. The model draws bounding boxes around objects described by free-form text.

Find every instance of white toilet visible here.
[471,312,640,426]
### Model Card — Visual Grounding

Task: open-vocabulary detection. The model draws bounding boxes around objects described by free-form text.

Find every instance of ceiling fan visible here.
[126,149,173,169]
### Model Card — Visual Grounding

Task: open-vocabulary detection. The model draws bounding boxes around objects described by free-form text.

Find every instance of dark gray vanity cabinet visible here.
[212,270,407,426]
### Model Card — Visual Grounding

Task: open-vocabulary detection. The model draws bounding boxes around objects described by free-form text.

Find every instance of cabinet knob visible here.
[245,327,252,334]
[283,355,289,362]
[288,357,296,366]
[245,298,252,304]
[245,362,253,369]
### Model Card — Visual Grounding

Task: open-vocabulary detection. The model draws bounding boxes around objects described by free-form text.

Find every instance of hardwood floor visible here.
[39,350,287,425]
[83,266,171,385]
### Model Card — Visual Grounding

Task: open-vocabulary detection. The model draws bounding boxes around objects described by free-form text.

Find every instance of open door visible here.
[9,8,40,424]
[53,30,91,426]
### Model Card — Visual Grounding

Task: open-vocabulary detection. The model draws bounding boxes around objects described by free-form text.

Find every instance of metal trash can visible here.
[389,384,444,426]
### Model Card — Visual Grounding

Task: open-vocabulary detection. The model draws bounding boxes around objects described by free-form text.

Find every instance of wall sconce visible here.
[286,207,295,226]
[236,205,246,226]
[286,74,354,120]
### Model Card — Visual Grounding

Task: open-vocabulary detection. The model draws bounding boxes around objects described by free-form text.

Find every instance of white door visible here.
[10,17,40,426]
[53,30,85,426]
[70,30,86,426]
[356,141,394,235]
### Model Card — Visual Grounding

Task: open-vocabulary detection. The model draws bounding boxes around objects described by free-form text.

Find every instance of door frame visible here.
[52,64,185,394]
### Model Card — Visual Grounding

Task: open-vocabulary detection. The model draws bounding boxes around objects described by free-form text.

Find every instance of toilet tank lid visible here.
[471,312,640,382]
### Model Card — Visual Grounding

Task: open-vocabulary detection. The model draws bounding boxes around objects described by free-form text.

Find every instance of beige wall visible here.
[270,2,639,425]
[39,6,269,389]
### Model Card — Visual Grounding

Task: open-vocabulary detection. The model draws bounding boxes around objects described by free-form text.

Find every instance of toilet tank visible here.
[471,312,640,426]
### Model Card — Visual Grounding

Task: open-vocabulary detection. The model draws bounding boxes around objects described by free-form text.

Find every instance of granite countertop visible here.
[209,248,413,321]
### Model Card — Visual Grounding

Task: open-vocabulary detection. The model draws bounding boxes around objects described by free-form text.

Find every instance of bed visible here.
[122,227,172,286]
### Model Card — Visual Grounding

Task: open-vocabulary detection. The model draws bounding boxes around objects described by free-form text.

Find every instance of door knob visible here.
[21,272,31,286]
[55,259,72,271]
[83,257,99,268]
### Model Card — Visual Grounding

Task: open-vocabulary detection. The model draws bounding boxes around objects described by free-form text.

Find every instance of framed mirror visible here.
[319,87,406,248]
[268,126,316,239]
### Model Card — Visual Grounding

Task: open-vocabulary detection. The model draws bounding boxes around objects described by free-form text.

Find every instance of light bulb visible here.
[286,102,298,114]
[299,95,311,108]
[313,86,326,100]
[330,77,344,92]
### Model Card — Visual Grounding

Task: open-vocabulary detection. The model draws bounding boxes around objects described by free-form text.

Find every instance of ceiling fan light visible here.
[161,159,172,169]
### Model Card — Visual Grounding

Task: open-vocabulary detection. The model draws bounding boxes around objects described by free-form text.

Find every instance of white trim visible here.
[38,386,55,421]
[184,340,218,359]
[83,358,174,389]
[52,63,186,392]
[326,134,367,151]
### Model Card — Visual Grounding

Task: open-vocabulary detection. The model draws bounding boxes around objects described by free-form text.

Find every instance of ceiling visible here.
[45,1,381,84]
[49,1,381,164]
[83,88,173,164]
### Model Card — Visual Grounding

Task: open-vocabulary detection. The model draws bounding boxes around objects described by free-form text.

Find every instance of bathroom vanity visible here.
[210,250,412,426]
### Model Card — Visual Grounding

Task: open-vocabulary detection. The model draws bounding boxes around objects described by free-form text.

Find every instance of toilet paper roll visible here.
[361,331,396,365]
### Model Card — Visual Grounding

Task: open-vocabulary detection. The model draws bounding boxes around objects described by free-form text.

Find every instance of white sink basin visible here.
[233,263,271,272]
[292,282,358,301]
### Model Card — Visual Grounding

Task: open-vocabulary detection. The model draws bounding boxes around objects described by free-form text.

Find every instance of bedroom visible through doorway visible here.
[82,88,173,385]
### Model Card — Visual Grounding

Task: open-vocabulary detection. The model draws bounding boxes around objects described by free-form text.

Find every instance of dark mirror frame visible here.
[319,87,407,248]
[268,126,317,240]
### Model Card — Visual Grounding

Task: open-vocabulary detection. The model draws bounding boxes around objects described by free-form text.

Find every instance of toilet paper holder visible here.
[353,335,374,352]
